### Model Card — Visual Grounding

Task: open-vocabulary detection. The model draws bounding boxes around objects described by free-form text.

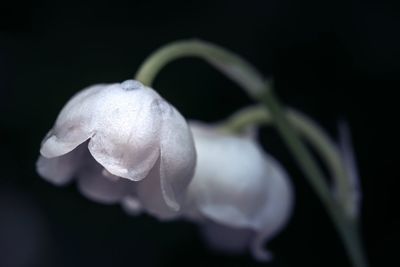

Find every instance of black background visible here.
[0,0,399,266]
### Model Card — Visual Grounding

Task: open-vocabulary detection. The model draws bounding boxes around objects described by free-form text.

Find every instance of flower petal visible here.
[36,143,86,185]
[39,85,104,158]
[186,123,271,229]
[186,122,293,261]
[86,84,163,181]
[249,153,293,261]
[136,158,179,220]
[158,101,196,211]
[76,156,131,204]
[40,81,164,182]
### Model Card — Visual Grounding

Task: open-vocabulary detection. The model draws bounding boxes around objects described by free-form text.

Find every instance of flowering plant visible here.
[37,40,368,266]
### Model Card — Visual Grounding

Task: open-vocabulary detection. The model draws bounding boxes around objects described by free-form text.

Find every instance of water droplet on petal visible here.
[121,80,143,91]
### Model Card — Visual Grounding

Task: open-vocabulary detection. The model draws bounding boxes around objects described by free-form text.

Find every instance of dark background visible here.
[0,0,399,266]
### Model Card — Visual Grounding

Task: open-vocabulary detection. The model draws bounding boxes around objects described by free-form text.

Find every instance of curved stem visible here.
[135,39,266,99]
[222,105,367,262]
[220,105,273,133]
[261,90,367,267]
[134,39,368,267]
[290,110,355,219]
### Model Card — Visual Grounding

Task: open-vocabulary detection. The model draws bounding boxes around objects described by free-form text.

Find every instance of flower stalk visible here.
[134,39,368,267]
[135,40,266,99]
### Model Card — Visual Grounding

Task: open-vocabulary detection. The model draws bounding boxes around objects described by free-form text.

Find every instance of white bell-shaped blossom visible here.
[37,80,196,219]
[183,122,293,261]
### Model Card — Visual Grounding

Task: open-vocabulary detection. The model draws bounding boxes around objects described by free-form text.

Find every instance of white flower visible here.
[36,80,196,219]
[183,122,293,261]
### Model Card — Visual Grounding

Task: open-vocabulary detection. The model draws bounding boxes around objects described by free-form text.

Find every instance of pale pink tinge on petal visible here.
[84,84,164,182]
[39,85,105,158]
[136,158,180,220]
[158,103,196,211]
[87,135,161,182]
[36,143,86,185]
[76,155,131,205]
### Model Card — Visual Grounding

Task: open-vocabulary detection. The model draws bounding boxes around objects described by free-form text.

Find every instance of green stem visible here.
[135,39,266,99]
[220,105,272,133]
[262,90,367,267]
[289,110,355,220]
[134,39,368,267]
[222,106,367,266]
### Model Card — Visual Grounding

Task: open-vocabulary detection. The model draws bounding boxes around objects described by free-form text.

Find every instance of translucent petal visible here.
[36,143,86,185]
[136,158,179,220]
[77,156,131,204]
[158,101,196,211]
[39,85,104,158]
[85,84,163,181]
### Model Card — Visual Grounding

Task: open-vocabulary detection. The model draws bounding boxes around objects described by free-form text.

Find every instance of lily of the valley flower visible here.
[182,122,293,261]
[36,80,196,219]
